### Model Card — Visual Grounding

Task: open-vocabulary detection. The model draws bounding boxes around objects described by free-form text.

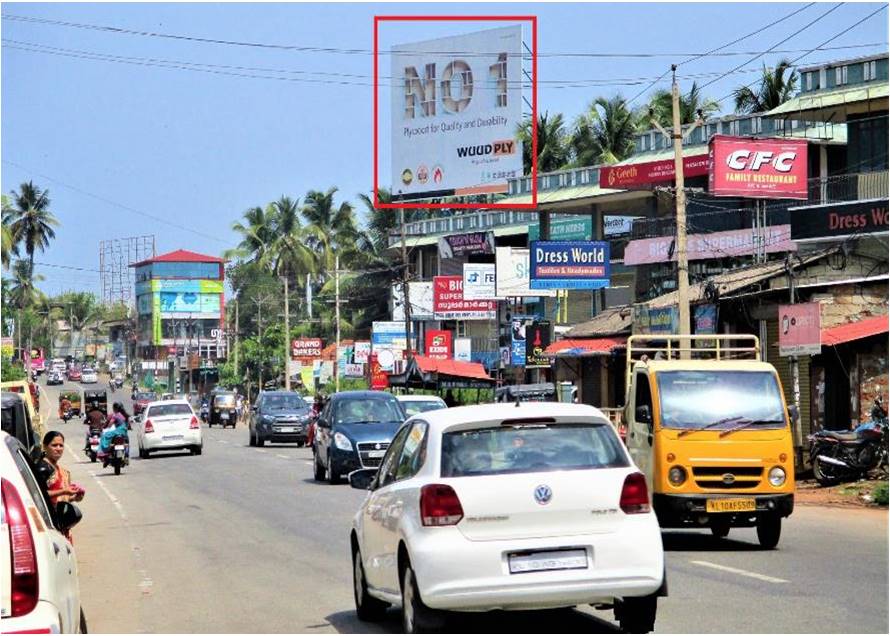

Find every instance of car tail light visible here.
[619,472,650,514]
[2,478,39,617]
[420,484,463,526]
[189,416,199,429]
[144,419,154,433]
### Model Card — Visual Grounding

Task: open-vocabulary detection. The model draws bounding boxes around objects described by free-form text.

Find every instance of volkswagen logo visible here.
[375,443,381,450]
[722,473,736,485]
[533,485,552,505]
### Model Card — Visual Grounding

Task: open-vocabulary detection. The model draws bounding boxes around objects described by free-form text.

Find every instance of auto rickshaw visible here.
[83,389,109,419]
[58,390,82,421]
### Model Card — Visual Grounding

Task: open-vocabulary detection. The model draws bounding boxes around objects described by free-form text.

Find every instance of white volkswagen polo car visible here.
[348,402,665,633]
[134,399,203,458]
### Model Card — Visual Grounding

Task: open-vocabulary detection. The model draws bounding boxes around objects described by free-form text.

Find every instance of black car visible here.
[249,391,313,447]
[209,390,237,427]
[312,391,406,485]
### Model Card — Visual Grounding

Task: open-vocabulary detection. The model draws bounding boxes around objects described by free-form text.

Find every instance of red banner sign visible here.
[369,353,389,390]
[425,330,453,360]
[709,135,808,199]
[599,154,709,189]
[291,338,323,361]
[433,276,496,320]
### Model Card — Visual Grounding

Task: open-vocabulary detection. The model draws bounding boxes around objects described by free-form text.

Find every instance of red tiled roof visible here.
[544,337,627,357]
[412,355,492,381]
[821,315,888,347]
[130,249,225,267]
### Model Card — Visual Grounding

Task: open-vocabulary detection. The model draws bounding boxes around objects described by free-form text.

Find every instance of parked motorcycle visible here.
[102,434,130,475]
[809,399,888,486]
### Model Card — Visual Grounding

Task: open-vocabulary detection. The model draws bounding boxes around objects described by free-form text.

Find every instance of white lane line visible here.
[217,440,229,444]
[304,461,314,465]
[256,449,267,453]
[276,454,289,459]
[690,560,789,583]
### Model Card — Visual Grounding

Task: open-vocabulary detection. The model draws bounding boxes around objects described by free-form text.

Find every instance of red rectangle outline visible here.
[373,15,538,210]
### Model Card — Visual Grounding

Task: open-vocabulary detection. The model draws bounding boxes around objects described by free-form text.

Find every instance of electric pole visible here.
[334,255,341,393]
[187,313,194,396]
[283,275,291,391]
[253,293,274,391]
[401,208,413,359]
[233,298,239,382]
[670,65,692,345]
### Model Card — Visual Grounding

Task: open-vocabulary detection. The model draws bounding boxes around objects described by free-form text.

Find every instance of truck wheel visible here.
[756,515,781,549]
[615,593,657,633]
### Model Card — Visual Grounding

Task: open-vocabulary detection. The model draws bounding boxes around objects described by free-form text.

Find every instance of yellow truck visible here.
[623,335,795,549]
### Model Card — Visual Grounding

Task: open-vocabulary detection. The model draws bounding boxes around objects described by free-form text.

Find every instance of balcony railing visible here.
[392,210,539,246]
[807,170,889,205]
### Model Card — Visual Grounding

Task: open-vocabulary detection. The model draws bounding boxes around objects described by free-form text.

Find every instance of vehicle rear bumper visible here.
[144,431,202,451]
[653,493,794,527]
[407,523,663,611]
[1,599,64,633]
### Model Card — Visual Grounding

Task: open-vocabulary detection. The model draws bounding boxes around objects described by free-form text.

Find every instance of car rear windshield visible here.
[147,403,192,417]
[214,394,236,407]
[402,400,446,417]
[441,422,628,477]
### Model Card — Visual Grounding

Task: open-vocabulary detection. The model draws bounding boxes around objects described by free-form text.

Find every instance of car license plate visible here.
[162,435,184,441]
[508,549,588,574]
[706,498,756,513]
[221,413,230,420]
[367,450,386,459]
[279,427,296,433]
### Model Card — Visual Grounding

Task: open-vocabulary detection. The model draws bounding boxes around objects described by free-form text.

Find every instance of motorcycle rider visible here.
[60,396,72,422]
[98,402,129,462]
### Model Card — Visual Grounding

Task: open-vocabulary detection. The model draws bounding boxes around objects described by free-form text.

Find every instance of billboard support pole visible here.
[335,255,341,393]
[670,66,691,356]
[401,208,413,361]
[283,275,291,392]
[786,256,803,462]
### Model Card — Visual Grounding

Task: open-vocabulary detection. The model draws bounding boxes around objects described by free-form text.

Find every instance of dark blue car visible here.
[249,391,313,446]
[312,391,406,484]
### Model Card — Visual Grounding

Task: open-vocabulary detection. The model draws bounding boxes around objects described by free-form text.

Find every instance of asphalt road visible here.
[39,380,889,634]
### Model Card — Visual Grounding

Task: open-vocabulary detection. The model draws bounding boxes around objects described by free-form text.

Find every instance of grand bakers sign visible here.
[599,154,709,189]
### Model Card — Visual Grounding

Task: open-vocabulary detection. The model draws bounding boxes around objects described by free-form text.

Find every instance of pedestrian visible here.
[444,389,457,408]
[41,431,85,543]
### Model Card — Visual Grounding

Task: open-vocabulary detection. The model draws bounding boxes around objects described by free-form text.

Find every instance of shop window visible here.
[864,60,877,81]
[835,65,848,86]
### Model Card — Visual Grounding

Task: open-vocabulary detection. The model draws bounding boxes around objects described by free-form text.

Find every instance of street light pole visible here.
[670,65,691,345]
[335,254,341,394]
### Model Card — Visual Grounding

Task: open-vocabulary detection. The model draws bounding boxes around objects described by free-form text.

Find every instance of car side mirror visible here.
[635,404,652,425]
[317,418,329,429]
[349,468,377,491]
[55,501,82,533]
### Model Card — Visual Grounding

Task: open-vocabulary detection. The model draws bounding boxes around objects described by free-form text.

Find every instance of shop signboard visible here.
[372,321,415,349]
[525,321,551,368]
[790,199,889,241]
[370,353,390,389]
[438,231,495,258]
[779,302,821,356]
[529,241,610,290]
[624,225,796,266]
[495,247,557,298]
[390,26,523,200]
[510,317,533,366]
[599,154,709,189]
[425,330,453,361]
[353,341,371,364]
[633,304,679,335]
[433,276,496,320]
[528,217,592,242]
[392,281,435,321]
[709,135,808,199]
[454,337,472,362]
[345,363,365,377]
[159,292,221,313]
[462,263,498,300]
[694,304,717,334]
[292,338,323,361]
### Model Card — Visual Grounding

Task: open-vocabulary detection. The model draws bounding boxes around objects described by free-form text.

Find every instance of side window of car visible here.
[395,421,428,482]
[10,444,55,529]
[377,426,411,489]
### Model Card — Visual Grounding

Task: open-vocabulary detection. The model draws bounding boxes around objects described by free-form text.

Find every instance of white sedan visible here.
[0,432,84,633]
[134,399,203,458]
[80,368,98,384]
[396,394,448,418]
[349,402,665,633]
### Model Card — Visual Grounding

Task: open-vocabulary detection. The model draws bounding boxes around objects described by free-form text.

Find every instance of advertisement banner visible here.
[790,199,889,241]
[633,304,679,335]
[525,321,551,368]
[438,231,495,258]
[159,292,221,313]
[433,276,496,320]
[372,321,415,349]
[345,363,365,377]
[390,26,523,200]
[392,281,435,321]
[495,247,557,298]
[624,225,796,266]
[353,341,371,364]
[369,353,390,389]
[529,241,611,290]
[292,338,323,360]
[511,318,527,366]
[462,263,498,300]
[425,330,453,360]
[454,337,472,362]
[779,303,821,356]
[137,279,225,295]
[694,304,718,334]
[599,154,709,189]
[709,135,808,199]
[300,366,315,392]
[528,217,592,242]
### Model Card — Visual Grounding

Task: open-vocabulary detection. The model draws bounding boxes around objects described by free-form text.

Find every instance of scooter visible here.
[84,427,102,463]
[200,402,209,423]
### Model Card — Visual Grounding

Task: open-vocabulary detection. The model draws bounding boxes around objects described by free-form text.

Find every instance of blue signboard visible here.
[529,241,611,290]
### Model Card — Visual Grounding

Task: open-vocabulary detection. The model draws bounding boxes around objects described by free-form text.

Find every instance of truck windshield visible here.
[656,371,786,431]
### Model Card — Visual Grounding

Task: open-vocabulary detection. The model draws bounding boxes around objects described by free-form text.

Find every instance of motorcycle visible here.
[102,434,130,475]
[199,402,209,423]
[114,377,124,389]
[809,399,888,486]
[84,427,102,463]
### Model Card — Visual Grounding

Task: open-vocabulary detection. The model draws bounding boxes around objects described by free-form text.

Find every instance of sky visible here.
[2,1,887,297]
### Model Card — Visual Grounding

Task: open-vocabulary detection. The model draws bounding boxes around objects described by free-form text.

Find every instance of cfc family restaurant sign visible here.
[709,135,808,200]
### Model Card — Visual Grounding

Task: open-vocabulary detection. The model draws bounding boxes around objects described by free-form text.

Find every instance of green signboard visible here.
[528,217,593,242]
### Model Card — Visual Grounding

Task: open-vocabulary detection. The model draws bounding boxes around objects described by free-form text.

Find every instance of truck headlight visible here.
[334,432,353,451]
[768,466,786,487]
[668,466,687,486]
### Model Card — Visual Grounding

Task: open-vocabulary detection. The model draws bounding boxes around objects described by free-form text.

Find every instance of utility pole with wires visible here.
[233,298,240,382]
[282,275,291,391]
[334,255,341,393]
[400,208,413,360]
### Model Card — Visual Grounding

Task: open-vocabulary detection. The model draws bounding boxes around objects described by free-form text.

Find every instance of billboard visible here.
[599,154,709,189]
[292,338,323,360]
[425,330,453,360]
[494,247,557,298]
[372,321,415,349]
[633,304,679,335]
[779,303,821,356]
[433,276,496,320]
[525,321,551,368]
[353,341,372,364]
[624,225,796,265]
[454,337,472,362]
[438,231,495,258]
[159,292,221,313]
[463,263,497,300]
[790,199,889,241]
[511,318,527,366]
[392,281,435,321]
[709,135,808,199]
[390,26,523,200]
[529,240,610,290]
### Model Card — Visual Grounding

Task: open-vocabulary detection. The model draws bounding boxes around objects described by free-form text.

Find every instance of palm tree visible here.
[302,187,358,275]
[516,111,571,174]
[1,194,16,270]
[648,82,720,128]
[225,204,278,264]
[571,95,639,166]
[733,59,798,114]
[5,181,59,277]
[268,196,316,281]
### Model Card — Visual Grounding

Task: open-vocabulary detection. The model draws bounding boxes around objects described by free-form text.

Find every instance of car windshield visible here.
[137,393,156,401]
[441,423,628,477]
[402,400,446,417]
[214,394,236,407]
[147,403,192,417]
[335,398,403,424]
[263,394,307,411]
[656,371,787,430]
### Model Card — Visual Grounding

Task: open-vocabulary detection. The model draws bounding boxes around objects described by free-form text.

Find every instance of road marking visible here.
[276,454,289,459]
[690,560,789,583]
[256,449,266,453]
[217,440,229,444]
[304,461,314,465]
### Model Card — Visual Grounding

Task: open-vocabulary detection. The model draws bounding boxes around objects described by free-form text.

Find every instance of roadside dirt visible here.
[795,476,889,509]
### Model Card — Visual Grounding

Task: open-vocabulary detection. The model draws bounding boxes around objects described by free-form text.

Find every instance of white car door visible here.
[627,370,655,487]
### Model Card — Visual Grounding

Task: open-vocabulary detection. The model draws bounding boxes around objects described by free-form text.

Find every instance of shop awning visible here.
[387,355,495,390]
[545,337,627,357]
[821,315,889,347]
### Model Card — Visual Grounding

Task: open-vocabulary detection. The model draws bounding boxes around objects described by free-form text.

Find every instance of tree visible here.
[648,82,720,128]
[1,194,16,270]
[571,95,639,166]
[268,196,316,281]
[733,59,798,114]
[517,111,571,174]
[225,204,278,264]
[302,187,358,275]
[4,181,59,278]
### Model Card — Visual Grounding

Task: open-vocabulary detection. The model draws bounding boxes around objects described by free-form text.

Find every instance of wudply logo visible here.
[457,139,516,158]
